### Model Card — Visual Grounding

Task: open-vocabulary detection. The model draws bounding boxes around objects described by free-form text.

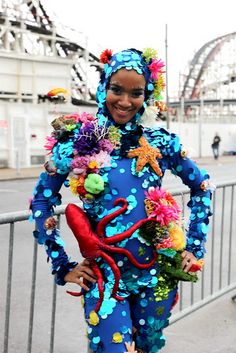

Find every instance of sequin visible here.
[34,210,42,218]
[139,319,145,325]
[92,336,100,344]
[111,188,118,195]
[176,165,183,172]
[119,168,125,174]
[43,189,52,198]
[140,299,148,307]
[131,188,137,193]
[189,174,195,180]
[147,316,155,324]
[51,251,59,258]
[112,332,123,343]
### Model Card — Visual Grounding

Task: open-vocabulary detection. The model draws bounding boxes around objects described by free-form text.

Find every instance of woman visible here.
[31,48,212,353]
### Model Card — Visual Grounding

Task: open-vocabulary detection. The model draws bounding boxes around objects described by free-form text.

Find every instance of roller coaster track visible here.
[0,0,102,105]
[181,31,236,100]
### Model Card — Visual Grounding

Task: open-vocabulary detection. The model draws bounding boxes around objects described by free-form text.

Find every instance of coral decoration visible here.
[65,198,158,313]
[44,136,57,153]
[44,112,117,200]
[155,101,167,112]
[100,49,113,64]
[140,186,204,300]
[127,136,163,176]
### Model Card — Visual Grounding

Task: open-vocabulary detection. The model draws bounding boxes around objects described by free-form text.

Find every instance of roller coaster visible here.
[0,0,102,105]
[170,31,236,121]
[0,0,236,119]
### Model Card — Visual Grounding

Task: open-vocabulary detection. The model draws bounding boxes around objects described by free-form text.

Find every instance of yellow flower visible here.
[69,177,80,195]
[169,224,186,251]
[88,160,99,169]
[112,332,123,343]
[88,310,99,326]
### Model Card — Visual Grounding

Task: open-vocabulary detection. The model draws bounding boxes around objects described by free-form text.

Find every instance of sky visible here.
[45,0,236,98]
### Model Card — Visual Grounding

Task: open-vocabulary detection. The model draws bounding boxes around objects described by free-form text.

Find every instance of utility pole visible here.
[165,24,170,129]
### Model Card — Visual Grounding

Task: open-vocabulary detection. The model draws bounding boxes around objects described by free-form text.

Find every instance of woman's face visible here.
[106,68,146,124]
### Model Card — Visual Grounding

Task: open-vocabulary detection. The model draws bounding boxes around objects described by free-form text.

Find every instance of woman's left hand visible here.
[181,251,197,273]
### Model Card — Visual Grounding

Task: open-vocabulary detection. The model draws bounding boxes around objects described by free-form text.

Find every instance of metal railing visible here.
[0,182,236,353]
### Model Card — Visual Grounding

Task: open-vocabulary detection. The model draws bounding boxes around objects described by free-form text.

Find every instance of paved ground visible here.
[0,155,236,181]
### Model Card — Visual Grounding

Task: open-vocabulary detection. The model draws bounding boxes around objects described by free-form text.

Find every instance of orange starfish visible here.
[127,136,163,176]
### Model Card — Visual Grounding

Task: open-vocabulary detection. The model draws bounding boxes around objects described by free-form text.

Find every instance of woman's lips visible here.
[114,107,132,117]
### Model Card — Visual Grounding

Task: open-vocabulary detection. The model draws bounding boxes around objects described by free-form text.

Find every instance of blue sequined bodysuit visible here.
[31,123,212,353]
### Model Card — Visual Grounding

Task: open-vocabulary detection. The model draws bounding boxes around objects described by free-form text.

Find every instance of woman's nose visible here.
[118,93,132,107]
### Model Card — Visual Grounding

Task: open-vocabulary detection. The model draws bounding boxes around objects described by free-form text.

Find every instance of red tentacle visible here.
[103,244,158,269]
[100,252,123,299]
[104,218,154,245]
[96,198,128,237]
[92,263,104,313]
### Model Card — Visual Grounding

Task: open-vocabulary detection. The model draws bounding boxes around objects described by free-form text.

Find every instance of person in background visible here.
[211,133,221,159]
[30,48,213,353]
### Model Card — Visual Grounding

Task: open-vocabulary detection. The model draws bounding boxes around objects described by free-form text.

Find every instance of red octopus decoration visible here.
[65,198,158,312]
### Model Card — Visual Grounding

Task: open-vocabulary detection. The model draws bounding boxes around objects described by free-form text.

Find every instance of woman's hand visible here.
[181,251,197,273]
[64,259,97,291]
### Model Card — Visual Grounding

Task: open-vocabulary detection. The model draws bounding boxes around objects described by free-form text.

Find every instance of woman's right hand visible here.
[64,259,97,291]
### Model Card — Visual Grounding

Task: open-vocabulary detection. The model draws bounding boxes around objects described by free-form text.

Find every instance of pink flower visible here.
[90,151,112,168]
[78,112,95,124]
[70,156,90,170]
[148,59,165,80]
[44,136,57,154]
[145,187,181,226]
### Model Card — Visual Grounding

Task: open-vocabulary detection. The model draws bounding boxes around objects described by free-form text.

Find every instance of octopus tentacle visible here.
[103,244,158,269]
[104,218,153,245]
[100,252,125,300]
[96,198,128,237]
[92,263,105,313]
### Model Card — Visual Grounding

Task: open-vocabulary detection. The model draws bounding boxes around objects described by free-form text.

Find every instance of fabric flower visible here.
[145,187,181,226]
[148,59,165,80]
[100,49,113,64]
[44,136,57,153]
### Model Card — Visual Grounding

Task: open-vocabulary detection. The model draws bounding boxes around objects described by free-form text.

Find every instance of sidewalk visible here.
[0,155,235,181]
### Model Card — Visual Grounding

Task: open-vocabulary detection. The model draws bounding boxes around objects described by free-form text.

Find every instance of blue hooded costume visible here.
[31,48,212,353]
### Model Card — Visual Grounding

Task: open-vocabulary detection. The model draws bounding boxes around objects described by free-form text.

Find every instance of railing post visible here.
[3,223,14,353]
[27,238,38,353]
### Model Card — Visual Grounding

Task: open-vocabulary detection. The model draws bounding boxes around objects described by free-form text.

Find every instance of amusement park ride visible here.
[0,0,236,168]
[0,0,102,105]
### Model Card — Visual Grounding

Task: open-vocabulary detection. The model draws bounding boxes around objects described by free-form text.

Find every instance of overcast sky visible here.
[45,0,236,98]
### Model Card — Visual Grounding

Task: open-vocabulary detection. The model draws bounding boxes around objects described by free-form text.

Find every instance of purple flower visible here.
[74,123,99,155]
[98,139,113,153]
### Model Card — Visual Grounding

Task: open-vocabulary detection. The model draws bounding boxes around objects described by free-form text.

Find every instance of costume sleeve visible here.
[163,132,213,259]
[30,153,77,285]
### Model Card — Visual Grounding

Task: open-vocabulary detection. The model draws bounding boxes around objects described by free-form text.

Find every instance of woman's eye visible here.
[109,85,122,95]
[131,90,144,98]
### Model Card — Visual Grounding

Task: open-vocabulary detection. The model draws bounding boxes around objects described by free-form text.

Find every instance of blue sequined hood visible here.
[96,48,155,128]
